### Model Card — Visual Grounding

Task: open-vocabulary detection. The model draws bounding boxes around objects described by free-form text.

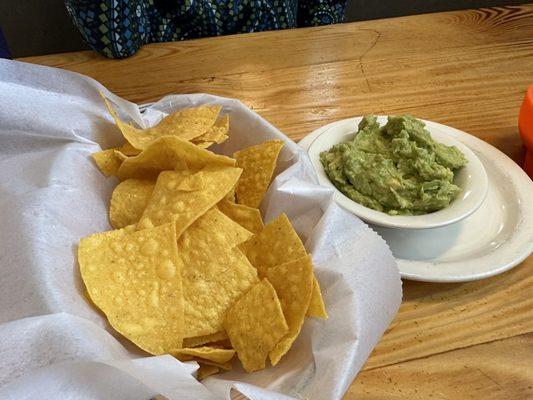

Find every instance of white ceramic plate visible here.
[300,117,533,282]
[304,116,488,229]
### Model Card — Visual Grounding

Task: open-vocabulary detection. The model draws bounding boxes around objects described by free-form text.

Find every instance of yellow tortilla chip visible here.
[113,149,128,162]
[92,149,123,177]
[78,223,184,355]
[196,208,253,248]
[267,255,314,365]
[118,142,142,156]
[170,346,235,364]
[137,167,242,238]
[234,140,284,208]
[218,199,264,234]
[225,279,288,373]
[239,214,326,318]
[183,331,229,348]
[193,115,229,144]
[179,213,259,338]
[225,186,236,202]
[195,141,215,149]
[307,277,328,319]
[117,136,235,180]
[198,359,233,371]
[104,96,222,149]
[197,363,219,380]
[239,214,307,278]
[109,179,155,229]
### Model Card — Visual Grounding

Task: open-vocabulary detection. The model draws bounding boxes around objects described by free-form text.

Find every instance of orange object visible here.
[518,84,533,178]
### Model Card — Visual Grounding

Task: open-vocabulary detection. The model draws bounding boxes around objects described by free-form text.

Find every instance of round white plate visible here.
[300,117,533,282]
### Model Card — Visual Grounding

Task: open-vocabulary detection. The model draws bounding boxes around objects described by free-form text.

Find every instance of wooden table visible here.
[22,4,533,399]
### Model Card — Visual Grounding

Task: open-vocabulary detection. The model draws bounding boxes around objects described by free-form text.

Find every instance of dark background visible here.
[0,0,525,58]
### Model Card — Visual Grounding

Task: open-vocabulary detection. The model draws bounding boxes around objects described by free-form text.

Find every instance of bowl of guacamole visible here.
[305,115,488,229]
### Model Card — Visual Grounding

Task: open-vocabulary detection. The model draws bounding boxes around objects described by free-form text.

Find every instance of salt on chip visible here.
[137,167,242,238]
[225,279,288,373]
[267,255,314,365]
[239,213,327,319]
[92,149,123,177]
[218,199,264,234]
[109,179,155,229]
[117,136,235,180]
[234,140,284,208]
[78,223,184,355]
[104,96,221,149]
[183,331,229,348]
[179,213,259,338]
[170,346,235,364]
[197,364,219,380]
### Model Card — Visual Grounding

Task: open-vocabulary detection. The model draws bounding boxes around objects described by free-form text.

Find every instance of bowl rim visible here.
[304,116,489,230]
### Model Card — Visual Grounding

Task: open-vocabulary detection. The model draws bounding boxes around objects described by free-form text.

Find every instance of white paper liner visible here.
[0,59,402,400]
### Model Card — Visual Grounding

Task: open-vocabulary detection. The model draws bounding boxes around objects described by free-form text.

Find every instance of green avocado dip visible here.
[319,116,468,215]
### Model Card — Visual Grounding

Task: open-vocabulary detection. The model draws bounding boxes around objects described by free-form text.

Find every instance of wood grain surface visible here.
[349,333,533,399]
[21,4,533,399]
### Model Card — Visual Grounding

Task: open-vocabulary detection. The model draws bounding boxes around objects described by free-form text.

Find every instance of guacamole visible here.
[320,116,468,215]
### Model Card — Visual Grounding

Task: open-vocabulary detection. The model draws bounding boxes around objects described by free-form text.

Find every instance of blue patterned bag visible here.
[65,0,347,58]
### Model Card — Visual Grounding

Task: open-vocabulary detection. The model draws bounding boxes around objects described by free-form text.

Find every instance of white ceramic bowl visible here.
[303,116,489,229]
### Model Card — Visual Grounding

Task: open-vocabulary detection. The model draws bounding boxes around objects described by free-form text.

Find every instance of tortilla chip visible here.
[225,186,236,202]
[218,199,264,234]
[109,179,155,229]
[179,213,259,338]
[194,208,253,248]
[238,214,326,318]
[117,136,235,180]
[197,363,219,380]
[267,255,314,365]
[307,277,328,319]
[104,96,222,149]
[113,149,128,162]
[170,346,235,364]
[225,279,288,372]
[197,359,233,371]
[92,149,123,177]
[195,141,216,149]
[78,223,184,354]
[193,115,229,144]
[118,142,141,156]
[238,214,307,278]
[137,167,242,238]
[234,140,284,208]
[183,331,229,348]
